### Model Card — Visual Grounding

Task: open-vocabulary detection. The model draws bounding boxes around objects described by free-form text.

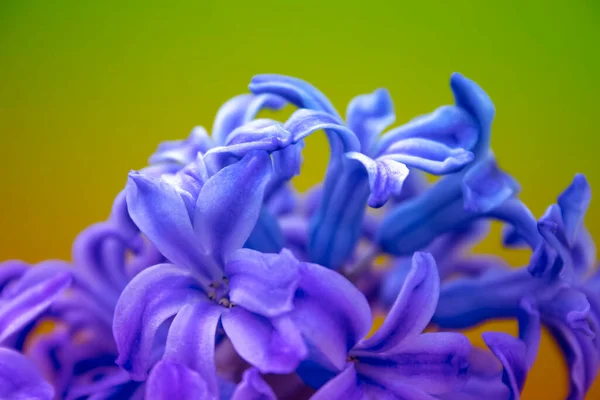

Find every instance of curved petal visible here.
[126,171,208,274]
[557,173,591,245]
[149,126,214,165]
[222,308,307,374]
[346,152,409,208]
[461,154,520,213]
[212,93,287,146]
[284,109,360,154]
[113,264,204,380]
[225,249,300,318]
[0,348,54,400]
[354,332,470,396]
[0,264,71,344]
[243,208,284,254]
[541,288,592,335]
[359,252,438,352]
[231,368,277,400]
[146,360,214,400]
[309,364,364,400]
[482,332,527,400]
[193,151,273,263]
[249,74,341,118]
[377,105,478,156]
[0,261,28,291]
[449,73,495,159]
[346,88,395,153]
[292,262,371,378]
[378,138,474,175]
[163,301,224,396]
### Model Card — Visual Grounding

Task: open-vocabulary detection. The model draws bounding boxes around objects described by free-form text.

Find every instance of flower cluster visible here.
[0,73,597,400]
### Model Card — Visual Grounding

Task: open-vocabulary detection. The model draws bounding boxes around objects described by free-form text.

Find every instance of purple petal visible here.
[482,332,527,400]
[379,137,474,175]
[284,109,360,154]
[450,73,495,159]
[126,171,209,275]
[0,264,71,344]
[291,262,371,374]
[310,364,364,400]
[109,189,139,237]
[249,74,341,118]
[146,360,213,400]
[0,261,28,291]
[518,299,541,369]
[163,301,224,397]
[243,208,285,254]
[359,252,438,352]
[212,93,287,146]
[377,105,478,156]
[461,154,520,213]
[266,185,298,216]
[113,264,204,380]
[557,174,591,245]
[193,151,273,263]
[225,249,300,318]
[231,368,277,400]
[149,126,214,166]
[0,348,54,400]
[346,152,409,208]
[355,332,470,396]
[222,308,307,374]
[346,88,395,153]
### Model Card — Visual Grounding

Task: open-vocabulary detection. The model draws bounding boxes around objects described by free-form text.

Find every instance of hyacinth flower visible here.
[429,174,598,400]
[242,74,480,271]
[375,74,541,258]
[0,260,72,399]
[114,149,374,399]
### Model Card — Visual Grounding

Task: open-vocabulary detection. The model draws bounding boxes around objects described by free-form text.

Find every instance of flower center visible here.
[207,276,235,308]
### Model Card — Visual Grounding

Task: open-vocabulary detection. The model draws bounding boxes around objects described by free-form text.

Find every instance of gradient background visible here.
[1,1,598,398]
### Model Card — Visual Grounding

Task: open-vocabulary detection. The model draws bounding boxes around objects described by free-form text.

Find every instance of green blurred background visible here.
[1,1,598,398]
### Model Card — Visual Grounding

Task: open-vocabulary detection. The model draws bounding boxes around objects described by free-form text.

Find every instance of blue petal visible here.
[249,74,341,118]
[225,249,300,318]
[146,360,214,400]
[461,154,520,213]
[346,152,409,208]
[113,264,204,380]
[0,348,54,400]
[231,368,277,400]
[193,151,273,263]
[243,208,284,254]
[309,365,364,400]
[358,252,439,352]
[346,88,395,153]
[211,93,287,146]
[149,126,214,166]
[482,332,527,400]
[557,174,591,246]
[377,137,474,175]
[376,105,478,156]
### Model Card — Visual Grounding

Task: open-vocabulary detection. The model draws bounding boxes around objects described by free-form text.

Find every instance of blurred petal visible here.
[292,262,371,383]
[222,308,306,374]
[461,154,520,213]
[163,301,223,396]
[346,152,409,208]
[346,88,395,153]
[378,137,474,175]
[146,360,214,400]
[149,126,214,165]
[0,348,54,400]
[557,174,591,245]
[249,74,341,118]
[310,365,364,400]
[377,105,478,155]
[359,252,439,352]
[355,332,470,395]
[125,171,208,274]
[113,264,204,380]
[225,249,300,318]
[193,151,273,263]
[231,368,277,400]
[0,264,71,344]
[482,332,527,400]
[517,299,541,369]
[212,93,287,146]
[244,209,284,254]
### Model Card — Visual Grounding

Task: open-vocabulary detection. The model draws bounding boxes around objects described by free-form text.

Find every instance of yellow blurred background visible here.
[1,1,598,398]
